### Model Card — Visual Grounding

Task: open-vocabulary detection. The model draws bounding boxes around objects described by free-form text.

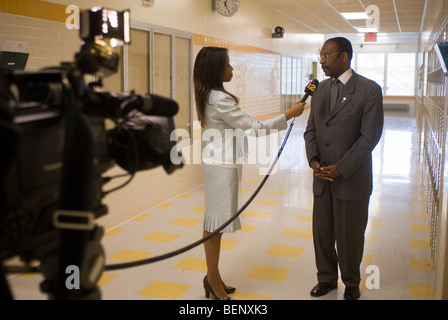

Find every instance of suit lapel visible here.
[326,72,358,122]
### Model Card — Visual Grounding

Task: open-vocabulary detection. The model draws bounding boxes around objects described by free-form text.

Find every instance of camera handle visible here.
[47,73,105,300]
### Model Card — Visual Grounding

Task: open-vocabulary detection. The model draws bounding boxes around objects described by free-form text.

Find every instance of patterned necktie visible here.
[330,79,342,111]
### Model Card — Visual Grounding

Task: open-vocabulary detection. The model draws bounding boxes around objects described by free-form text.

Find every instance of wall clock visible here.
[213,0,240,17]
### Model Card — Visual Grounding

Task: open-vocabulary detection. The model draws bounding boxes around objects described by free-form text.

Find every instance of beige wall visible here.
[1,0,322,231]
[0,12,80,71]
[42,0,323,58]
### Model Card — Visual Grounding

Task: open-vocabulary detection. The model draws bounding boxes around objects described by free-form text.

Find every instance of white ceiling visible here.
[257,0,427,34]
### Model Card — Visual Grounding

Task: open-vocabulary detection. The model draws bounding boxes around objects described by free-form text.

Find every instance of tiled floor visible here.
[6,111,435,300]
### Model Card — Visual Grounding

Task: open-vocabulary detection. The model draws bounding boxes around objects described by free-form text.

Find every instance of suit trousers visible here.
[312,181,369,287]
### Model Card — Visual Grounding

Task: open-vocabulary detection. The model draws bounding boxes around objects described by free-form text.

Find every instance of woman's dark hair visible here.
[326,37,353,61]
[193,46,239,126]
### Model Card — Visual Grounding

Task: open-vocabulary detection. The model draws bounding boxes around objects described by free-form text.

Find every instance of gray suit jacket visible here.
[304,71,384,201]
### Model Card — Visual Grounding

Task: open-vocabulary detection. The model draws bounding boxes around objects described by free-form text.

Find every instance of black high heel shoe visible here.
[203,276,235,300]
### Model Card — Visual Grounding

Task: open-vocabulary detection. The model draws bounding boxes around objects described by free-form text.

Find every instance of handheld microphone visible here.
[299,79,319,103]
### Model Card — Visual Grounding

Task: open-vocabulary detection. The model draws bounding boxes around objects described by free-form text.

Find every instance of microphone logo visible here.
[300,79,319,103]
[306,80,318,93]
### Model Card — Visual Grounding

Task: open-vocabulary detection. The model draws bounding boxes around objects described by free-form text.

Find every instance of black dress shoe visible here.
[310,282,337,297]
[344,286,360,300]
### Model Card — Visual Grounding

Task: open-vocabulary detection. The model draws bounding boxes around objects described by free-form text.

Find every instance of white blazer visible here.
[202,89,287,165]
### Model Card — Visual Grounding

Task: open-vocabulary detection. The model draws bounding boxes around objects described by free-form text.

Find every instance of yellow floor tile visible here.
[266,245,304,258]
[365,235,378,245]
[98,273,119,287]
[411,191,425,197]
[246,265,290,282]
[131,214,151,222]
[239,188,250,193]
[231,291,272,300]
[157,202,173,209]
[409,283,434,299]
[295,214,312,222]
[242,210,271,218]
[139,280,191,300]
[221,239,240,250]
[361,254,374,265]
[169,218,202,227]
[268,190,290,196]
[240,180,260,185]
[305,203,314,209]
[104,227,125,237]
[174,257,206,272]
[108,249,152,262]
[142,232,180,243]
[278,183,299,187]
[177,193,192,199]
[411,239,431,250]
[191,206,205,213]
[5,111,437,301]
[411,210,426,218]
[237,224,257,233]
[411,224,429,232]
[282,228,313,238]
[411,200,425,207]
[410,259,433,271]
[256,199,282,206]
[368,219,381,228]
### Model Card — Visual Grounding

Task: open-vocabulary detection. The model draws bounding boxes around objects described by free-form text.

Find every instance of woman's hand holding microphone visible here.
[285,101,306,120]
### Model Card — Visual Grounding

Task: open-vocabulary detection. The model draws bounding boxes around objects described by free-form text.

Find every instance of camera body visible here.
[0,7,182,299]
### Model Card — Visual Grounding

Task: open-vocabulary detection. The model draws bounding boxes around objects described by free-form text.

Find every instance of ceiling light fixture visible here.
[341,12,369,20]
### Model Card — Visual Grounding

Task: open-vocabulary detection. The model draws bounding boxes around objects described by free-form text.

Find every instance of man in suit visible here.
[304,37,384,300]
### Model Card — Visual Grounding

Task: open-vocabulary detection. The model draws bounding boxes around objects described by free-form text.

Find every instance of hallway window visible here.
[154,32,192,132]
[175,36,192,132]
[354,52,416,97]
[101,47,123,93]
[129,28,150,94]
[102,25,193,134]
[357,53,385,88]
[386,53,416,96]
[281,55,302,112]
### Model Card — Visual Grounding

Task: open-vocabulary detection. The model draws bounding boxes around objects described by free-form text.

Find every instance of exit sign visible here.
[365,33,377,42]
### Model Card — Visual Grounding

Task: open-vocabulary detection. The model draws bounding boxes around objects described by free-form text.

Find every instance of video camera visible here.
[0,7,183,299]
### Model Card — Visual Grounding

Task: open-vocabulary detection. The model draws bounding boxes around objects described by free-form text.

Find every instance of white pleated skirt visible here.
[202,162,242,233]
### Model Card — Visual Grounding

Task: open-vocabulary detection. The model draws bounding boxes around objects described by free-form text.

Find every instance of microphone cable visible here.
[3,117,298,275]
[104,78,320,270]
[5,77,318,274]
[104,117,297,271]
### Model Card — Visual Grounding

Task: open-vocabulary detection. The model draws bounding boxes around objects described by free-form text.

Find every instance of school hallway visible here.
[6,109,435,300]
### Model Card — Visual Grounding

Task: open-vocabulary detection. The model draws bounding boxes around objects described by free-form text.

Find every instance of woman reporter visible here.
[193,46,305,300]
